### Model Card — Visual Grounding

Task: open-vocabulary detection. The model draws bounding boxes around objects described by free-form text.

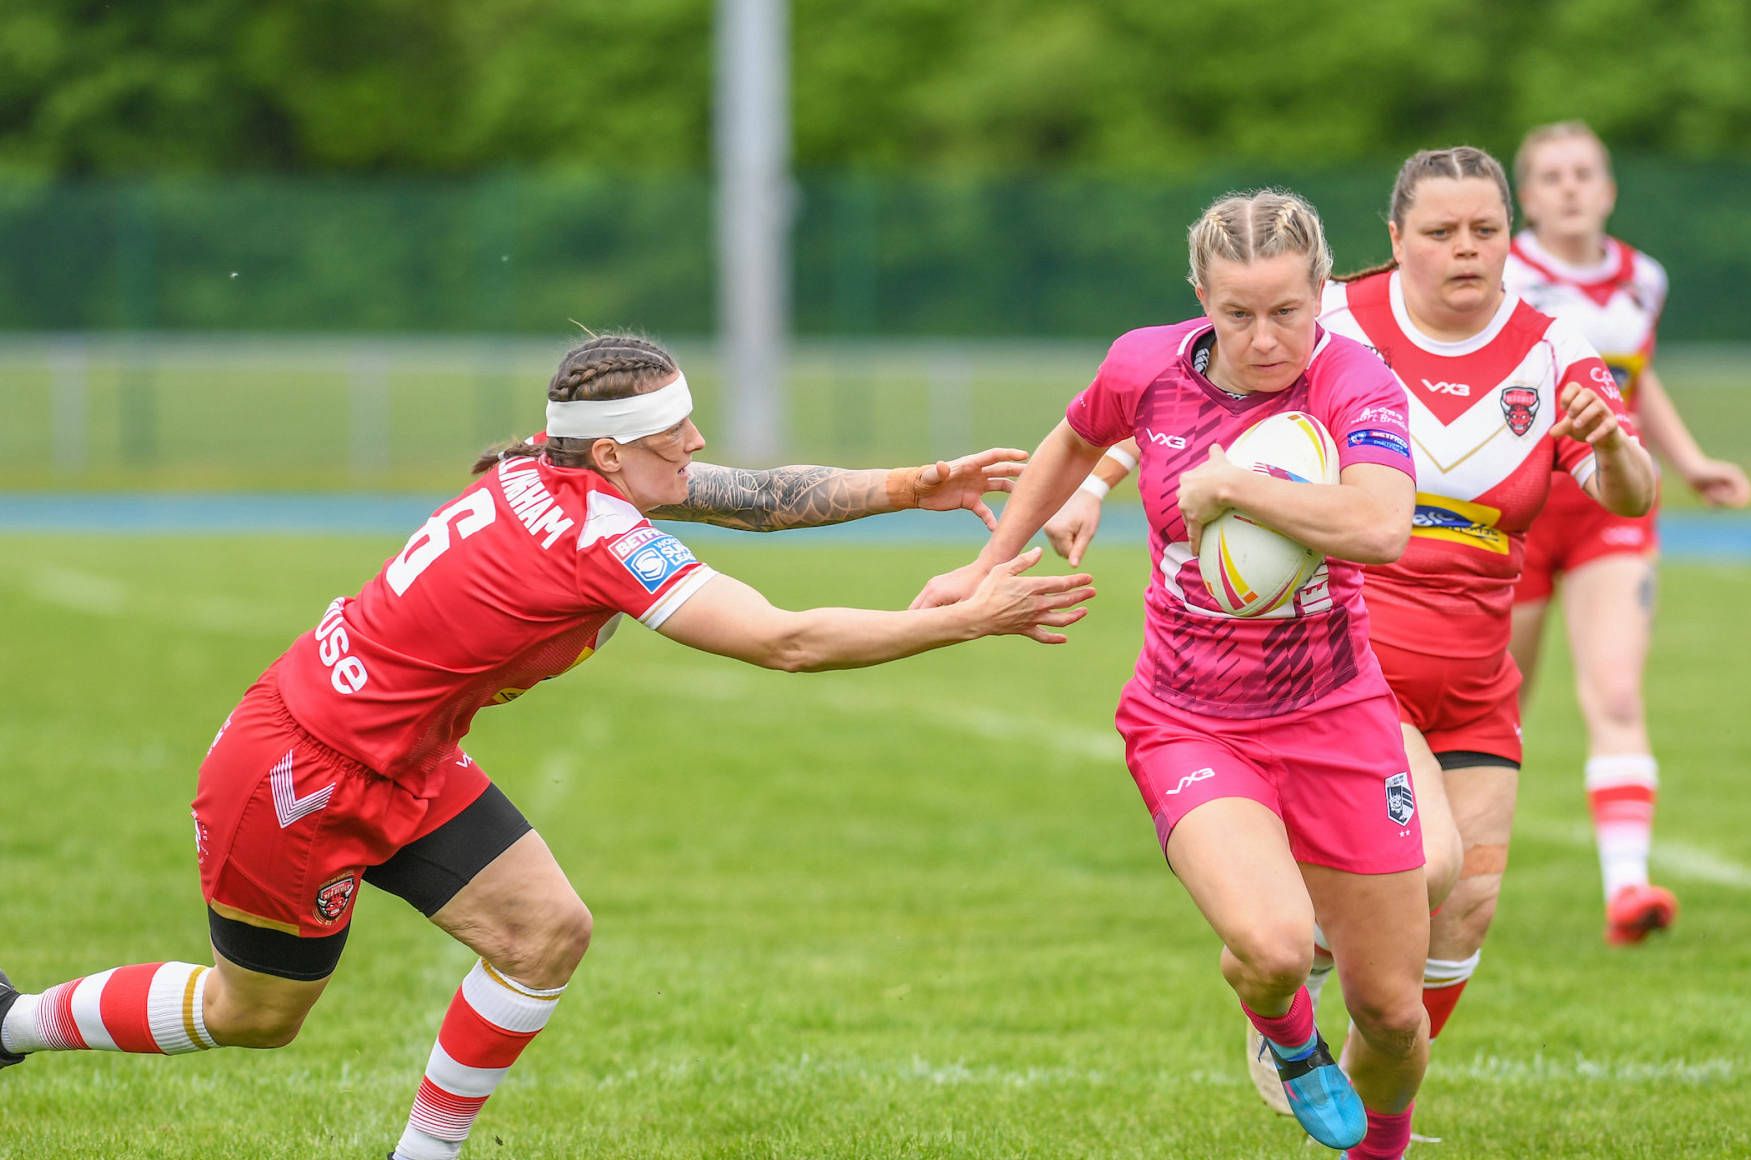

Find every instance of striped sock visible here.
[391,961,566,1160]
[0,962,215,1055]
[1586,754,1658,901]
[1422,952,1479,1039]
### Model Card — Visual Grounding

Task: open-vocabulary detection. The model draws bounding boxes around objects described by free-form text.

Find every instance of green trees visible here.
[4,0,1747,176]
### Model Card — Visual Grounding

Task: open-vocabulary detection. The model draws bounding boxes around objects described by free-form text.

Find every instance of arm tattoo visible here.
[647,463,890,532]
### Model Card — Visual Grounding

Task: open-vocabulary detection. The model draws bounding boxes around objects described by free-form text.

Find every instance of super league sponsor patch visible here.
[1347,429,1411,457]
[608,526,698,593]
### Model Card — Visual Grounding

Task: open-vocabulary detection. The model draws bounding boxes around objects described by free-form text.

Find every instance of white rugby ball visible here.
[1197,410,1339,617]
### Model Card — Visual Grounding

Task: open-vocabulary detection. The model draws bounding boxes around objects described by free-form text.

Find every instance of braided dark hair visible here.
[471,335,679,474]
[1335,146,1513,283]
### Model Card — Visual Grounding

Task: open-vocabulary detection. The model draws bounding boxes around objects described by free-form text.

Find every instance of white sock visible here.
[1586,754,1658,901]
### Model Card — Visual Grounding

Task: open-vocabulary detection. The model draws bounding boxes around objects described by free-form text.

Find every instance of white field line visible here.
[28,563,126,614]
[1518,818,1751,890]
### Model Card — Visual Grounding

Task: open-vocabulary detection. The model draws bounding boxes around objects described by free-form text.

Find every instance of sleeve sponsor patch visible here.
[1347,429,1411,457]
[607,526,698,593]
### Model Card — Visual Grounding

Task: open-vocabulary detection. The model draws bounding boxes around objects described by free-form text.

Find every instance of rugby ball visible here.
[1197,410,1339,617]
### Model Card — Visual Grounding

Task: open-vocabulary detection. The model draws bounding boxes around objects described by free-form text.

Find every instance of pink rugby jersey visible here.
[275,456,715,794]
[1320,271,1636,659]
[1067,320,1415,719]
[1505,231,1667,409]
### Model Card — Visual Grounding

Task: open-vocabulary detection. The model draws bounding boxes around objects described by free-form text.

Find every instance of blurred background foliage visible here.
[1,1,1747,340]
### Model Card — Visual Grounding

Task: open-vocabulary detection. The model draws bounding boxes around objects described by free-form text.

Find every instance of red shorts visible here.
[1517,473,1658,604]
[1373,639,1522,765]
[1117,678,1423,875]
[191,671,490,938]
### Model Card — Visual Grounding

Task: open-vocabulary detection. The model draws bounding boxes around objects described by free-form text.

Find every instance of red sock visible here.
[1347,1103,1414,1160]
[1241,986,1316,1056]
[1422,979,1469,1039]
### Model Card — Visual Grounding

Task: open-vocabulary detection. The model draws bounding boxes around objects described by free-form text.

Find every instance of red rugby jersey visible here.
[273,455,715,794]
[1321,271,1635,658]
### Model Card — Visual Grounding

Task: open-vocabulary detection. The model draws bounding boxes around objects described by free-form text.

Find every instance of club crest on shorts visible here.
[1500,386,1540,436]
[1385,772,1416,826]
[314,874,357,924]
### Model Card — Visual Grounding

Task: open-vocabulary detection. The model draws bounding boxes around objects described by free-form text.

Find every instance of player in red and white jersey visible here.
[918,191,1427,1159]
[0,335,1095,1160]
[1505,121,1750,946]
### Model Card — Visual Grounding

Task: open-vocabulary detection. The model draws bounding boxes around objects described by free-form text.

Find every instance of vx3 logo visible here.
[1164,766,1217,796]
[1422,379,1471,397]
[1143,428,1188,449]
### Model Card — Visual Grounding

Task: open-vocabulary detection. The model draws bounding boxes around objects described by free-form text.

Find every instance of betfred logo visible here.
[1501,387,1540,436]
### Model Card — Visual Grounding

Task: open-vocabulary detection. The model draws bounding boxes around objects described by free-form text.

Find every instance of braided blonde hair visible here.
[1187,189,1333,292]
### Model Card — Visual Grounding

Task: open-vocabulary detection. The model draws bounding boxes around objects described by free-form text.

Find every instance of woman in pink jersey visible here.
[915,190,1427,1160]
[0,335,1095,1160]
[1506,121,1750,946]
[1047,156,1658,1153]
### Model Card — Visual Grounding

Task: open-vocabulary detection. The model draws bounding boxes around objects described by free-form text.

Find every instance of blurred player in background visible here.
[918,190,1428,1160]
[1505,121,1750,945]
[1054,152,1657,1149]
[0,334,1093,1160]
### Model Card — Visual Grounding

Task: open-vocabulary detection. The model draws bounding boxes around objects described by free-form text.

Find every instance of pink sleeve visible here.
[1065,339,1145,447]
[1323,348,1416,481]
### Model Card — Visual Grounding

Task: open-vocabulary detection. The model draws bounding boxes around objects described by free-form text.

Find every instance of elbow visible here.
[761,629,820,673]
[1345,522,1409,565]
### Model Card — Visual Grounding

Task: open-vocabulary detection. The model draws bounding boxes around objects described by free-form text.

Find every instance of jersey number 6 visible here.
[386,491,498,596]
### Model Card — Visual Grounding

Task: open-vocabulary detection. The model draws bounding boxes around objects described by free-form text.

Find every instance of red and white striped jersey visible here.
[275,456,715,794]
[1320,271,1633,658]
[1504,232,1667,408]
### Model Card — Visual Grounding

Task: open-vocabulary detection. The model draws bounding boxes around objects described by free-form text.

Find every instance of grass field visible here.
[2,529,1749,1159]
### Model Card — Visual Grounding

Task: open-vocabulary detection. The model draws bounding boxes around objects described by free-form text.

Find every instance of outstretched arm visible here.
[1632,366,1749,507]
[647,448,1027,532]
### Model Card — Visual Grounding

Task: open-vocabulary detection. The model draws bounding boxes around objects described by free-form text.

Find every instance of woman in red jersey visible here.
[0,335,1093,1160]
[1506,121,1750,946]
[917,190,1428,1160]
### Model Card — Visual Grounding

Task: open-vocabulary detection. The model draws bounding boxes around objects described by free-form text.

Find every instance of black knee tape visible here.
[208,909,348,982]
[364,781,533,916]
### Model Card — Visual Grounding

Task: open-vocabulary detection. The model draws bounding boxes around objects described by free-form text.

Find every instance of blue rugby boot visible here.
[1266,1031,1365,1150]
[0,968,25,1068]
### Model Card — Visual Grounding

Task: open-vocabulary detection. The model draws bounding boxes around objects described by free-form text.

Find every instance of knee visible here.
[1224,920,1315,993]
[1581,675,1643,732]
[204,998,310,1050]
[1346,991,1426,1061]
[1437,883,1499,954]
[495,894,593,989]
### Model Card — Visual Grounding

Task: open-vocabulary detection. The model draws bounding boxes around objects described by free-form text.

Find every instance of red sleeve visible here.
[1555,354,1637,477]
[577,522,712,626]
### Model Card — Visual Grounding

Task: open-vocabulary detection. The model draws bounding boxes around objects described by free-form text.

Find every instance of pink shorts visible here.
[1373,639,1522,765]
[1117,678,1423,875]
[1517,472,1658,604]
[192,671,490,938]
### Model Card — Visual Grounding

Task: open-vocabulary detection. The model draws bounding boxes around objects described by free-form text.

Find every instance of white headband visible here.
[545,373,693,444]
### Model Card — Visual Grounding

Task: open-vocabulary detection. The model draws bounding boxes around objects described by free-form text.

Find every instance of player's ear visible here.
[591,437,622,472]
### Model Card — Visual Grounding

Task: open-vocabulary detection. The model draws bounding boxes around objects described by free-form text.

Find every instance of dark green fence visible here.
[2,160,1748,340]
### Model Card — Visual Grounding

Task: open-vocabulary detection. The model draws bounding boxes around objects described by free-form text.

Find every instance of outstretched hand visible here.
[966,546,1096,644]
[1682,457,1751,508]
[902,447,1028,530]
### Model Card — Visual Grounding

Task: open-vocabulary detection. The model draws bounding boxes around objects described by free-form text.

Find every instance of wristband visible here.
[1103,446,1138,473]
[1077,474,1111,500]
